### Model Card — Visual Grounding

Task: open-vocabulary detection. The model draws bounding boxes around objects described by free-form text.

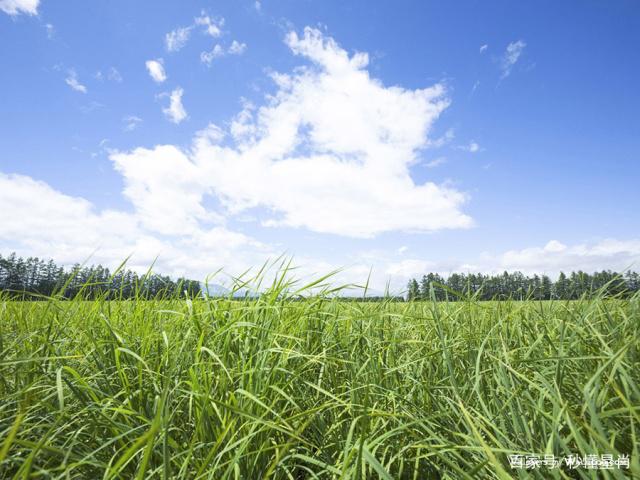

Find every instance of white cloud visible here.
[500,40,526,79]
[165,26,192,52]
[2,171,639,292]
[122,115,142,132]
[0,172,271,279]
[0,26,505,289]
[145,59,167,83]
[161,87,187,124]
[254,1,261,12]
[187,27,471,237]
[195,12,224,37]
[385,259,434,278]
[200,40,246,66]
[228,40,247,55]
[496,239,640,275]
[110,145,213,235]
[356,238,640,292]
[65,70,87,93]
[200,44,225,66]
[479,44,488,53]
[0,0,38,16]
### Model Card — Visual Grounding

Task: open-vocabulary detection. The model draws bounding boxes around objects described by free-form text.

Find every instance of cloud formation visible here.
[162,87,187,123]
[500,40,526,79]
[228,40,247,55]
[176,27,470,237]
[65,70,87,93]
[0,0,38,16]
[145,59,167,83]
[0,172,270,278]
[200,40,247,65]
[195,12,224,38]
[9,27,614,292]
[1,172,638,291]
[165,26,192,52]
[200,44,224,65]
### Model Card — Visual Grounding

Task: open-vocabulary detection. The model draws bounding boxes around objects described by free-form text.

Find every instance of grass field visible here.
[1,277,639,478]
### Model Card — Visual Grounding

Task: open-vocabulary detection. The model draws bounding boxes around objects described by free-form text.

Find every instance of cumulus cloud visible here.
[161,87,187,124]
[110,145,212,235]
[65,70,87,93]
[165,26,192,52]
[0,0,38,15]
[188,27,471,237]
[500,40,526,79]
[145,59,167,83]
[0,172,270,278]
[0,27,494,287]
[2,171,638,291]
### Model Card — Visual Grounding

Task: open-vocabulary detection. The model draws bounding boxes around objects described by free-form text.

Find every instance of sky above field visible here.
[1,0,639,292]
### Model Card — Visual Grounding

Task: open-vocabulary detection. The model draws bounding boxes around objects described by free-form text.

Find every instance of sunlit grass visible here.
[0,266,638,478]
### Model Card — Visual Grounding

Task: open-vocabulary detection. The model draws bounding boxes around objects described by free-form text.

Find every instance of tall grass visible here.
[0,267,638,478]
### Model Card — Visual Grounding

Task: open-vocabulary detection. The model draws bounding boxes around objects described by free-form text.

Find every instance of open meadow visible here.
[1,284,638,479]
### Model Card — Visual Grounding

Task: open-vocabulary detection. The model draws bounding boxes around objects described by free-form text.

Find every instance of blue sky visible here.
[1,0,639,291]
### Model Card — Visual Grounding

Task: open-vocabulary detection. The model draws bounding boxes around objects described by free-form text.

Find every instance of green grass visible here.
[1,272,639,478]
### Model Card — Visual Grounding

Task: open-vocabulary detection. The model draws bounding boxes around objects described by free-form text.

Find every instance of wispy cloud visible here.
[45,23,55,38]
[500,40,526,79]
[200,44,225,66]
[455,141,481,153]
[165,26,192,52]
[122,115,142,132]
[165,12,225,53]
[195,11,224,37]
[95,67,123,83]
[425,157,447,168]
[228,40,247,55]
[65,70,87,93]
[479,44,488,53]
[201,40,247,65]
[107,67,123,83]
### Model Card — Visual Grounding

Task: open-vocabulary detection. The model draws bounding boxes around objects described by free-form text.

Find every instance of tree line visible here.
[407,270,640,301]
[0,252,201,299]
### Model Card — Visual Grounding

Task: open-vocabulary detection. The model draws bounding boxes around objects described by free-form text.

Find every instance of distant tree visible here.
[0,252,201,300]
[407,279,420,301]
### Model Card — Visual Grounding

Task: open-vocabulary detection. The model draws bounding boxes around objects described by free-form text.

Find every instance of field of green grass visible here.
[1,283,639,478]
